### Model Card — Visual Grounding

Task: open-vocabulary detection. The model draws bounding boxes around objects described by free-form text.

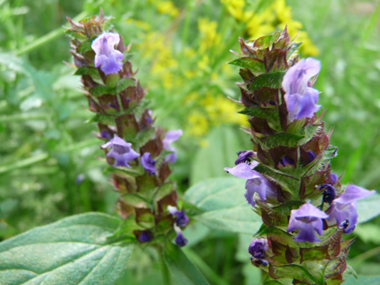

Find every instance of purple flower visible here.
[141,152,157,175]
[319,184,336,204]
[76,174,85,184]
[307,151,316,163]
[138,230,153,242]
[330,173,338,185]
[167,206,189,227]
[282,58,321,122]
[163,129,183,163]
[248,238,268,259]
[326,185,375,234]
[91,32,123,75]
[287,201,328,243]
[101,136,140,167]
[224,162,275,207]
[278,156,295,167]
[174,225,188,247]
[235,150,255,165]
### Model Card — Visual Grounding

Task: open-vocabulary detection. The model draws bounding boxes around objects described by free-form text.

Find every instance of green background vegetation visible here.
[0,0,379,283]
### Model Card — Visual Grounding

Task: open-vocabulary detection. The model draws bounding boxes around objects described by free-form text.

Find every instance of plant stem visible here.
[158,246,171,285]
[14,11,87,56]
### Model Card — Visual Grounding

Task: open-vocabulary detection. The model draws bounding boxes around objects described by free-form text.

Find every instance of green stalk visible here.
[14,11,87,56]
[158,247,171,285]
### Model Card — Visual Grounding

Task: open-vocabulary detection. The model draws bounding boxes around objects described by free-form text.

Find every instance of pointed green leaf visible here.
[248,71,286,90]
[116,78,135,93]
[90,85,116,97]
[239,107,280,129]
[78,38,95,54]
[270,264,323,285]
[260,133,304,148]
[74,66,99,77]
[228,57,266,75]
[0,213,134,285]
[184,178,262,234]
[286,42,302,60]
[164,241,209,285]
[87,113,115,125]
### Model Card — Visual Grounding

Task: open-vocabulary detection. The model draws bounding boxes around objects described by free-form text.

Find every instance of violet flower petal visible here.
[141,152,157,174]
[91,32,123,75]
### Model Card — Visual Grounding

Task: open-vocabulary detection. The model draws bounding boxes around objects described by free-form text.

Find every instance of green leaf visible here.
[260,133,304,148]
[90,85,116,97]
[0,213,134,285]
[190,126,250,185]
[116,78,135,93]
[270,264,323,285]
[357,193,380,224]
[65,30,88,40]
[238,107,280,128]
[263,281,283,285]
[164,241,209,285]
[78,38,95,54]
[74,66,99,77]
[228,57,266,75]
[87,113,115,125]
[184,177,262,234]
[248,71,286,90]
[344,275,380,285]
[286,42,302,60]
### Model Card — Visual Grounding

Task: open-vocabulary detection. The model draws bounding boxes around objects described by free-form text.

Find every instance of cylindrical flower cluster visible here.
[66,11,188,247]
[225,27,375,284]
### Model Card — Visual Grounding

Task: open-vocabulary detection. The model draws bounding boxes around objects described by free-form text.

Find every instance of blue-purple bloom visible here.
[224,162,275,207]
[282,58,321,122]
[138,230,153,242]
[141,152,157,175]
[91,32,123,75]
[330,173,338,185]
[307,151,316,163]
[326,185,375,234]
[319,184,336,204]
[167,205,189,227]
[174,225,188,247]
[76,174,85,184]
[287,201,328,243]
[278,156,295,167]
[163,129,183,163]
[248,238,268,259]
[101,136,140,167]
[235,150,255,165]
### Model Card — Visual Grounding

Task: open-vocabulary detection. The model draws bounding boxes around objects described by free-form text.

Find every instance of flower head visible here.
[282,58,321,122]
[319,184,336,204]
[174,225,188,247]
[235,150,255,165]
[167,205,189,227]
[138,230,153,242]
[163,129,183,163]
[101,136,140,167]
[248,238,268,259]
[91,32,123,75]
[141,152,157,175]
[287,201,328,243]
[224,162,275,207]
[326,185,375,234]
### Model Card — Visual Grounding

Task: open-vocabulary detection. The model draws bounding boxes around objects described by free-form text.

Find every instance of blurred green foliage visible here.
[0,0,379,284]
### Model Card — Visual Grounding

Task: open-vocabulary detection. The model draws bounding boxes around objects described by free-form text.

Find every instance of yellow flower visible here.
[220,0,246,20]
[125,19,150,31]
[187,113,209,137]
[156,1,179,18]
[198,18,222,52]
